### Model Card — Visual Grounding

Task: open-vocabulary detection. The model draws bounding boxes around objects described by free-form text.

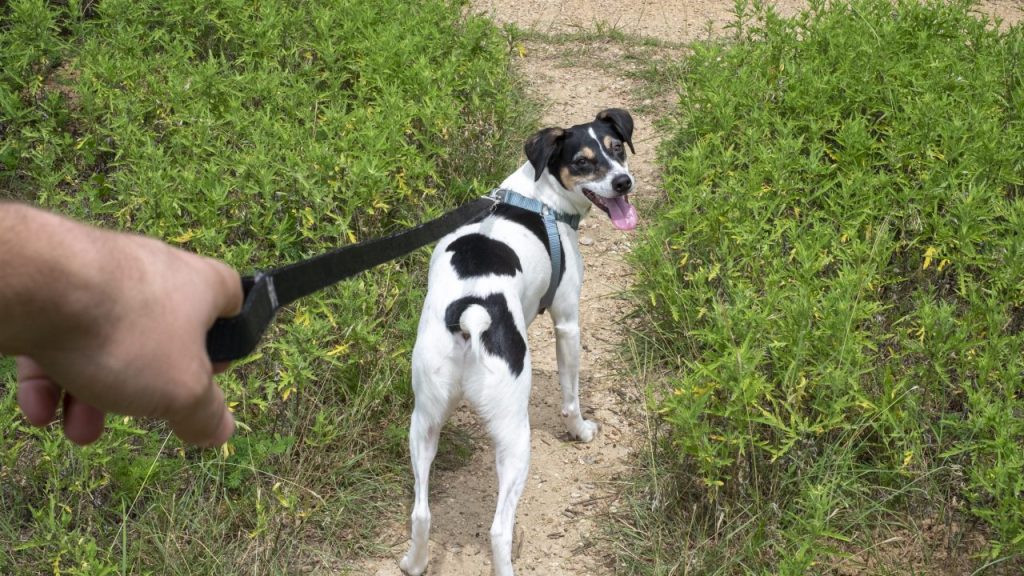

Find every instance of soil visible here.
[355,2,1023,575]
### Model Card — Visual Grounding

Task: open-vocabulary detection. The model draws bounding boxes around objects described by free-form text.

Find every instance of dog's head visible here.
[524,108,638,230]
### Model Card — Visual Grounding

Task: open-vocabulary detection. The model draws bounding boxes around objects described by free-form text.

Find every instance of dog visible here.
[400,109,638,576]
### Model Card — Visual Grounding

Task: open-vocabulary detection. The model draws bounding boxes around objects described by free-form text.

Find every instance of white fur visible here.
[400,129,632,576]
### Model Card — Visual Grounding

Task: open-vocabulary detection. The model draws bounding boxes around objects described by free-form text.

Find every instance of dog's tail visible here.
[458,304,491,356]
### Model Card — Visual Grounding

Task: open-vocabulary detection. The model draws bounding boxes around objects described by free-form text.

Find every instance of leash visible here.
[489,188,580,311]
[206,196,497,362]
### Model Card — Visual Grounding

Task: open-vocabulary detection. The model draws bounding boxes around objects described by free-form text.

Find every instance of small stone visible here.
[580,236,595,246]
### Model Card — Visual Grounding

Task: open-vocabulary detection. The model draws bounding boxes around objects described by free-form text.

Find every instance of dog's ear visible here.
[596,108,635,154]
[524,127,565,182]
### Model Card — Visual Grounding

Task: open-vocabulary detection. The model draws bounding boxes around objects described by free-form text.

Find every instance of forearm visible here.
[0,202,119,355]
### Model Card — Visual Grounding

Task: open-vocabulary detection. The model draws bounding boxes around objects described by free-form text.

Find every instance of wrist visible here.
[0,204,121,355]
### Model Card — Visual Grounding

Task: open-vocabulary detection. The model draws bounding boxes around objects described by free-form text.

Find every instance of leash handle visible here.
[206,273,278,362]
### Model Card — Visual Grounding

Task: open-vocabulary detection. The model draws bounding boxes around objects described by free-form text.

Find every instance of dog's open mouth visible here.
[583,189,638,231]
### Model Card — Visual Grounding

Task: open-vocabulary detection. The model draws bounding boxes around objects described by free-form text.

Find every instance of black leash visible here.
[206,196,497,362]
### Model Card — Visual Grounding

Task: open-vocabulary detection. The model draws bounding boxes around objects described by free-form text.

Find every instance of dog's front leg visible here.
[553,312,599,442]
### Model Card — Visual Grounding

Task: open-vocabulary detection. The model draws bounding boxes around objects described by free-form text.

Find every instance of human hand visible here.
[8,217,243,447]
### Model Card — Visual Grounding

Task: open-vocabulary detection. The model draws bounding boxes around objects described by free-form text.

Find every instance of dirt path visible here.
[354,5,687,572]
[356,2,1022,575]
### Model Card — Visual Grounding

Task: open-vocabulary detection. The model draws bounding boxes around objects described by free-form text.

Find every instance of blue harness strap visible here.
[490,188,581,311]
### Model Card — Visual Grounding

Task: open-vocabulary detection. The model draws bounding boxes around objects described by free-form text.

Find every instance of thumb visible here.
[204,257,243,320]
[166,375,235,447]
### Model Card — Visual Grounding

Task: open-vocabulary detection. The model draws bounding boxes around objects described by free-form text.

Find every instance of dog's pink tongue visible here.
[606,195,638,230]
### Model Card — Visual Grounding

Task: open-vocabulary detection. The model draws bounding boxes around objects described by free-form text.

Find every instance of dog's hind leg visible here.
[487,402,531,576]
[399,404,442,576]
[401,350,461,576]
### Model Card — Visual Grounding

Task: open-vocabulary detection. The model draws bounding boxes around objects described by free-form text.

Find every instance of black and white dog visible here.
[400,109,638,576]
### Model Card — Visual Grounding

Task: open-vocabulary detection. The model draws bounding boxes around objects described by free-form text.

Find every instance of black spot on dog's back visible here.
[492,203,547,249]
[445,293,526,377]
[446,234,521,279]
[491,203,566,286]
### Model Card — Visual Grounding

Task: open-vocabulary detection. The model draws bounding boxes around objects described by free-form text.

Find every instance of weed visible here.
[1,0,534,572]
[625,0,1024,573]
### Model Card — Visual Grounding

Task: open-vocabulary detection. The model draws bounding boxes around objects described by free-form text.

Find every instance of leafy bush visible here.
[1,0,532,572]
[630,0,1023,571]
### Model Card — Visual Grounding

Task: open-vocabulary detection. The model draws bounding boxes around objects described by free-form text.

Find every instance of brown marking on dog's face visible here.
[602,135,627,162]
[558,166,578,191]
[558,145,612,191]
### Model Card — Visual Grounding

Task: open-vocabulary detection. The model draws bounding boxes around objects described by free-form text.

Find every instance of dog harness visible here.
[489,188,581,312]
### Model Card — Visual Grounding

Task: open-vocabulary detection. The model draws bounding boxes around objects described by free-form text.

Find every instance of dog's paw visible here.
[399,552,427,576]
[569,419,599,443]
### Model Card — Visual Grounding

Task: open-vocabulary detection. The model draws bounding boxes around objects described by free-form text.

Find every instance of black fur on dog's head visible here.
[524,108,634,183]
[524,108,638,230]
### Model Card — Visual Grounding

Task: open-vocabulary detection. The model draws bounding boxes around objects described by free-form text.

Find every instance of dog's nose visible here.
[612,174,633,194]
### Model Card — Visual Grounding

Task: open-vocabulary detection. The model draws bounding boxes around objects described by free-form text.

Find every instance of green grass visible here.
[624,0,1024,573]
[0,0,533,573]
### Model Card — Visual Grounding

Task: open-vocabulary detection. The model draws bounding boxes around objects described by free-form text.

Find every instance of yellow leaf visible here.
[273,482,292,508]
[171,229,198,244]
[327,342,351,356]
[922,246,938,270]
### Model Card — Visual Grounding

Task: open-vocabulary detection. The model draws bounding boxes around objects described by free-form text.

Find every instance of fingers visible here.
[17,356,106,445]
[18,354,232,447]
[167,374,235,447]
[183,259,239,446]
[63,394,105,445]
[212,361,233,375]
[15,356,61,426]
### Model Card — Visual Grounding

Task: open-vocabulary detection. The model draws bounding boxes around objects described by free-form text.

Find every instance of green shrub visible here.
[1,0,532,572]
[630,0,1023,571]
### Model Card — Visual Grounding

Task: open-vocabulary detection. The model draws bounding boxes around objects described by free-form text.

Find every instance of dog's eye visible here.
[612,143,624,154]
[574,157,591,168]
